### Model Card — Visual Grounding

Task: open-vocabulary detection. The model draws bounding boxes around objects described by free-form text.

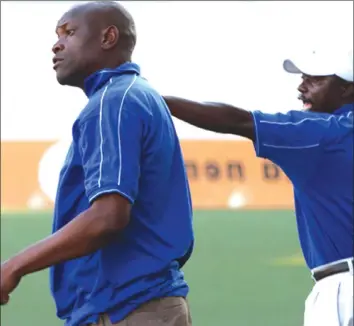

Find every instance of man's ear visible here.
[339,80,354,100]
[101,25,119,50]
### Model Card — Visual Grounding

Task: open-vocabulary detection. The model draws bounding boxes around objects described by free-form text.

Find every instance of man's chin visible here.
[306,106,324,113]
[56,78,67,86]
[56,69,85,88]
[56,72,69,85]
[56,72,76,87]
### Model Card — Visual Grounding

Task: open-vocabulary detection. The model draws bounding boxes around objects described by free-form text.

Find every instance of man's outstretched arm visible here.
[164,95,344,182]
[163,96,255,140]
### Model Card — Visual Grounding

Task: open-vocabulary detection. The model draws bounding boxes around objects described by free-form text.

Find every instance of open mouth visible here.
[302,101,313,110]
[298,95,313,110]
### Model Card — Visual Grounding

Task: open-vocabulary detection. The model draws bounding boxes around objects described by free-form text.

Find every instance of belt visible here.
[313,259,354,282]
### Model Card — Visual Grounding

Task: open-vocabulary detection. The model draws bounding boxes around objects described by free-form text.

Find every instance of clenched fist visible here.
[1,260,23,305]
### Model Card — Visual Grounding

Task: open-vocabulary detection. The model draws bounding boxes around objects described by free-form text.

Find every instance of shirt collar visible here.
[333,103,354,115]
[84,62,140,98]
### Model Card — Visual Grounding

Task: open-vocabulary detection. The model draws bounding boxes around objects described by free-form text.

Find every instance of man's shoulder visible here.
[262,109,352,133]
[111,74,161,101]
[109,75,167,116]
[77,77,151,121]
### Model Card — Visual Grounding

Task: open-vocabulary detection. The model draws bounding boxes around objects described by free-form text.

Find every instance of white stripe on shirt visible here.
[259,115,333,126]
[97,75,138,189]
[117,74,138,185]
[98,78,113,188]
[263,143,320,149]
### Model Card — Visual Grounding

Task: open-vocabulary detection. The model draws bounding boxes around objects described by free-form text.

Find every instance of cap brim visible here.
[283,59,303,74]
[283,49,353,81]
[283,56,335,77]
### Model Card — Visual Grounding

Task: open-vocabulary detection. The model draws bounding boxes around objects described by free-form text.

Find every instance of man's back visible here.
[51,63,194,325]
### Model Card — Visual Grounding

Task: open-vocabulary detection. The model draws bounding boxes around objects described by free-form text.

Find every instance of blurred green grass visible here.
[1,210,311,326]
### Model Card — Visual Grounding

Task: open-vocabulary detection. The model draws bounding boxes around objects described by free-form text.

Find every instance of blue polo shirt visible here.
[50,62,194,326]
[252,103,353,270]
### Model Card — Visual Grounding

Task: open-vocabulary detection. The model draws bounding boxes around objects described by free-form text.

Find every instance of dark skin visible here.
[1,1,137,305]
[53,1,136,88]
[298,74,354,113]
[164,74,354,141]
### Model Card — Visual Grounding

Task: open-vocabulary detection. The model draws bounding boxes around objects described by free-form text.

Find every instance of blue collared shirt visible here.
[50,63,194,326]
[252,103,353,270]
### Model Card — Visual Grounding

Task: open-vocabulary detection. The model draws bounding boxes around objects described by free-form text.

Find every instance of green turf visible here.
[1,210,312,326]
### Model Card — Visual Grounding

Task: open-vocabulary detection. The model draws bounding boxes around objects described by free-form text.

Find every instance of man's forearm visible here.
[164,96,255,140]
[7,208,119,277]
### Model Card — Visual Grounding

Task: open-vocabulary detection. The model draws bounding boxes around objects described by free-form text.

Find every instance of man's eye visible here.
[66,30,75,36]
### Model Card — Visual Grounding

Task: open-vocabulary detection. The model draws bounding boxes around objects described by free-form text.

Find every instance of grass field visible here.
[1,210,312,326]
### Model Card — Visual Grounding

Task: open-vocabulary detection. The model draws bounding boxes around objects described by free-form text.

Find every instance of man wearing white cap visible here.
[162,48,354,326]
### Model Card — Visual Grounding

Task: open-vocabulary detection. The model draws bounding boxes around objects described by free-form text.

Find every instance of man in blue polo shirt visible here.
[0,2,193,326]
[163,48,353,326]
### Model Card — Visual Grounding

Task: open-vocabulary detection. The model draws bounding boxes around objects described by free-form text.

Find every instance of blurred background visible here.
[1,1,353,326]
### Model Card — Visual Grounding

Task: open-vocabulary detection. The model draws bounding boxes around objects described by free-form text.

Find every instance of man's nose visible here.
[297,81,307,94]
[52,41,64,54]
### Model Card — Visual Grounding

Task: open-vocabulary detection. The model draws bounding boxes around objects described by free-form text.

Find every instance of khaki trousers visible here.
[88,297,192,326]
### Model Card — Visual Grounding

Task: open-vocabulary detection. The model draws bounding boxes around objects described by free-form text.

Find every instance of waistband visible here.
[311,257,354,274]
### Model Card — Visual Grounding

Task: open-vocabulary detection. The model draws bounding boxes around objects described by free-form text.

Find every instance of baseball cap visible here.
[283,48,353,82]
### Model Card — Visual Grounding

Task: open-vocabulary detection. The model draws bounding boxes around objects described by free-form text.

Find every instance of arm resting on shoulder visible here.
[163,96,255,140]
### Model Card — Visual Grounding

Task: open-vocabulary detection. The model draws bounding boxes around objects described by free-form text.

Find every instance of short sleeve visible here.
[251,110,344,181]
[78,100,142,204]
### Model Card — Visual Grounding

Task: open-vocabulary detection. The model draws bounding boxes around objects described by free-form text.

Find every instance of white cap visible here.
[283,49,353,82]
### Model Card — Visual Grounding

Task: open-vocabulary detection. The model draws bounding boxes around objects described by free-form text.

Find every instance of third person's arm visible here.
[163,96,255,140]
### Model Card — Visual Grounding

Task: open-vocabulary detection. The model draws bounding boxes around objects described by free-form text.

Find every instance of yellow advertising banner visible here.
[181,140,293,209]
[1,140,294,211]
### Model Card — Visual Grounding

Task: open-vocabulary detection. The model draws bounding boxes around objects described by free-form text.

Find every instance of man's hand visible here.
[1,260,23,305]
